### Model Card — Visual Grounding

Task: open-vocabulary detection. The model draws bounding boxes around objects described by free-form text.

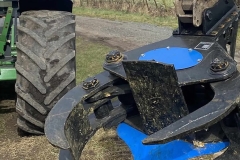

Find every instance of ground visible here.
[0,83,59,160]
[0,16,239,160]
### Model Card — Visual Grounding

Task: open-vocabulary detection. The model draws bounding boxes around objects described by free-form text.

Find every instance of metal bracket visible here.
[175,0,218,27]
[0,7,13,55]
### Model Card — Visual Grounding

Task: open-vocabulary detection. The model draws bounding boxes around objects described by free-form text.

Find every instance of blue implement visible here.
[117,123,229,160]
[139,47,203,70]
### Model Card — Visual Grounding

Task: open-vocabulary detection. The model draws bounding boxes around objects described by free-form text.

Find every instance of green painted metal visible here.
[0,61,12,65]
[0,7,13,55]
[0,67,16,81]
[0,5,17,81]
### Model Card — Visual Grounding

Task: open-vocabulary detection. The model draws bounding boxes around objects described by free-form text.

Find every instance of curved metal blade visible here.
[44,85,83,149]
[122,60,189,135]
[64,102,127,160]
[143,73,240,145]
[44,71,119,149]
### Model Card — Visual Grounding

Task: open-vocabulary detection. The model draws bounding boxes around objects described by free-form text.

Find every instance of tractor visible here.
[0,0,76,134]
[44,0,240,159]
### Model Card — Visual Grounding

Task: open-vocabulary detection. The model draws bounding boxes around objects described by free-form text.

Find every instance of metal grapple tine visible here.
[44,85,84,149]
[44,71,119,149]
[63,102,100,160]
[64,100,127,160]
[143,73,240,145]
[122,60,189,135]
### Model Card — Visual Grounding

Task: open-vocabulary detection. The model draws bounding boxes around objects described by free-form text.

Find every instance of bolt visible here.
[210,58,229,72]
[141,54,145,57]
[206,10,213,21]
[188,48,192,52]
[197,59,202,62]
[106,50,123,63]
[82,78,99,90]
[166,46,170,49]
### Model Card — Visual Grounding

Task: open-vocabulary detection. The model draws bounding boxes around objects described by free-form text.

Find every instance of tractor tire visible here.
[15,10,76,134]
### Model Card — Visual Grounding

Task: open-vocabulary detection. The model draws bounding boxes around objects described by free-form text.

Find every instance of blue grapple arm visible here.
[44,0,240,159]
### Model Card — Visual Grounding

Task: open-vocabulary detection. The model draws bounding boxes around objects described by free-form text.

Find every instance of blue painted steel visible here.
[117,123,229,160]
[139,47,203,70]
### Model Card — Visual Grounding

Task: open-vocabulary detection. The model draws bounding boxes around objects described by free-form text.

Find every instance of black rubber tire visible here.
[15,10,76,134]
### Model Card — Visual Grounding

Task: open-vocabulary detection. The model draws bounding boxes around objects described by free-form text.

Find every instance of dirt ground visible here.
[0,81,58,160]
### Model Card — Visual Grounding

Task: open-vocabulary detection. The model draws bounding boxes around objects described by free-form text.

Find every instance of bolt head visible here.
[106,50,123,63]
[206,10,213,21]
[82,78,99,90]
[210,58,229,72]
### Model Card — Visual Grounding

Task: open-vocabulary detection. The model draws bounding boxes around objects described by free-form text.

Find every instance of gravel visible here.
[75,16,173,51]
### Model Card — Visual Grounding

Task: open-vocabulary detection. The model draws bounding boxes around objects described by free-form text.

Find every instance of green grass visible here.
[75,37,112,83]
[73,7,178,29]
